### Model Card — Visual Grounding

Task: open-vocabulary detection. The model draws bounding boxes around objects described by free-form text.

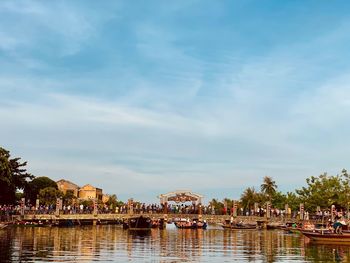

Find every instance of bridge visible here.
[15,213,296,226]
[10,190,309,226]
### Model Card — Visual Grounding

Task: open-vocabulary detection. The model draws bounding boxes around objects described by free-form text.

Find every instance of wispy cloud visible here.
[1,1,350,201]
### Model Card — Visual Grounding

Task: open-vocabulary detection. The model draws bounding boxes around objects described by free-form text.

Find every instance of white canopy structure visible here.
[158,190,203,205]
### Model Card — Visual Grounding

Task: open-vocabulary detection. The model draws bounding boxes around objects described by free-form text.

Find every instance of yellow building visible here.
[78,184,103,201]
[102,194,110,204]
[56,179,80,197]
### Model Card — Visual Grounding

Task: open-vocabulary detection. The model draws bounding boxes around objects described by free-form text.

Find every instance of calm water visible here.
[1,224,350,262]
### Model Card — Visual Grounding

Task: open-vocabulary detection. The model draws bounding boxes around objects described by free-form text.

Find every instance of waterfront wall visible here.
[16,213,297,224]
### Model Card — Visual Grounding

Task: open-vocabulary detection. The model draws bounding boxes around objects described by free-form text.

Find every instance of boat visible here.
[221,219,257,230]
[0,223,7,229]
[125,216,152,230]
[174,218,207,229]
[151,218,166,229]
[301,230,350,243]
[281,222,302,233]
[266,222,285,230]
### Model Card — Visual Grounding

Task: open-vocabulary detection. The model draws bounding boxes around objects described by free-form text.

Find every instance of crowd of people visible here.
[1,202,348,222]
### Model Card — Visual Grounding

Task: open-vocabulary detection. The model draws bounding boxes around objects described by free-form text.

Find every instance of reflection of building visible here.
[56,179,80,197]
[79,184,103,201]
[56,179,106,202]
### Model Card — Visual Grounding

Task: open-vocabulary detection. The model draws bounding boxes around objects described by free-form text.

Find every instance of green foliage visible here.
[209,198,224,214]
[38,187,63,206]
[295,171,349,211]
[25,176,58,204]
[106,194,118,210]
[285,192,300,211]
[79,199,93,207]
[271,191,287,209]
[0,147,34,204]
[62,190,77,206]
[240,187,258,210]
[261,176,277,201]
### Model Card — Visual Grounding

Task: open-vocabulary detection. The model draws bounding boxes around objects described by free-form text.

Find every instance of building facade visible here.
[78,184,103,201]
[56,179,80,197]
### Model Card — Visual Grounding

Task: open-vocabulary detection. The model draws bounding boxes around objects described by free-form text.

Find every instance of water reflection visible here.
[1,226,350,262]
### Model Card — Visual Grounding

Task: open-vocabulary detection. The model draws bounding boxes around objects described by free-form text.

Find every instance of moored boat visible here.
[301,230,350,243]
[174,218,207,229]
[151,218,166,229]
[266,222,285,230]
[281,222,302,233]
[127,216,152,230]
[0,223,8,229]
[221,220,257,230]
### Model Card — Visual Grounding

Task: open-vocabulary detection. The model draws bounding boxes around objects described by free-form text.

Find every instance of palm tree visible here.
[240,187,257,213]
[261,176,277,203]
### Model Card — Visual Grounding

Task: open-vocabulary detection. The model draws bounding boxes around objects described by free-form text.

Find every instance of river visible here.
[0,224,349,262]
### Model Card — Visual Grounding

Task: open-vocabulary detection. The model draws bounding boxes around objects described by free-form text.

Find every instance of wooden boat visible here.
[222,224,257,230]
[126,216,152,230]
[281,222,302,233]
[174,218,207,229]
[301,230,350,243]
[0,223,7,229]
[266,222,285,230]
[221,220,257,230]
[151,218,166,229]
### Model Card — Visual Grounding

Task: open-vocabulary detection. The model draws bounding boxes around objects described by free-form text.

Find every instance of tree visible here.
[296,172,343,211]
[271,191,287,209]
[285,191,300,211]
[38,187,63,206]
[0,147,34,204]
[62,190,77,206]
[240,187,258,212]
[106,194,118,210]
[261,176,277,203]
[209,198,224,214]
[25,176,58,204]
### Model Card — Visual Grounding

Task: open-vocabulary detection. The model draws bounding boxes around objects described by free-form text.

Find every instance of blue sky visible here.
[1,1,350,203]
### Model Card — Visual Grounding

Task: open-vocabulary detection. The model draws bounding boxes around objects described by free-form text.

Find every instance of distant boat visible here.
[125,216,152,230]
[281,222,302,233]
[221,220,257,230]
[151,218,166,229]
[266,222,285,230]
[301,230,350,243]
[174,218,207,229]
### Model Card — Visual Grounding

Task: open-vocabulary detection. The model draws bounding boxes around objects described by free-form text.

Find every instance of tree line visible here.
[210,170,350,214]
[1,146,350,212]
[0,147,119,209]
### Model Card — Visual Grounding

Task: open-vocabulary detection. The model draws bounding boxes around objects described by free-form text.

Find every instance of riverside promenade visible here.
[14,213,298,226]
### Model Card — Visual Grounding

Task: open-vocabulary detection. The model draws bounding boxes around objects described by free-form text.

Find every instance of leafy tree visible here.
[38,187,63,206]
[79,199,93,209]
[209,198,224,214]
[271,191,287,209]
[106,194,118,210]
[0,147,34,204]
[261,176,277,203]
[285,192,300,211]
[25,176,58,204]
[296,172,343,211]
[62,190,77,206]
[339,169,350,209]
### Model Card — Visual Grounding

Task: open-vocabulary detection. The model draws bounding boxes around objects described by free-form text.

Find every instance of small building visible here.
[79,184,103,201]
[56,179,80,197]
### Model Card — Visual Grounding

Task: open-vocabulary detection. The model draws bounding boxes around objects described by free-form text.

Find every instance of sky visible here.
[1,0,350,203]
